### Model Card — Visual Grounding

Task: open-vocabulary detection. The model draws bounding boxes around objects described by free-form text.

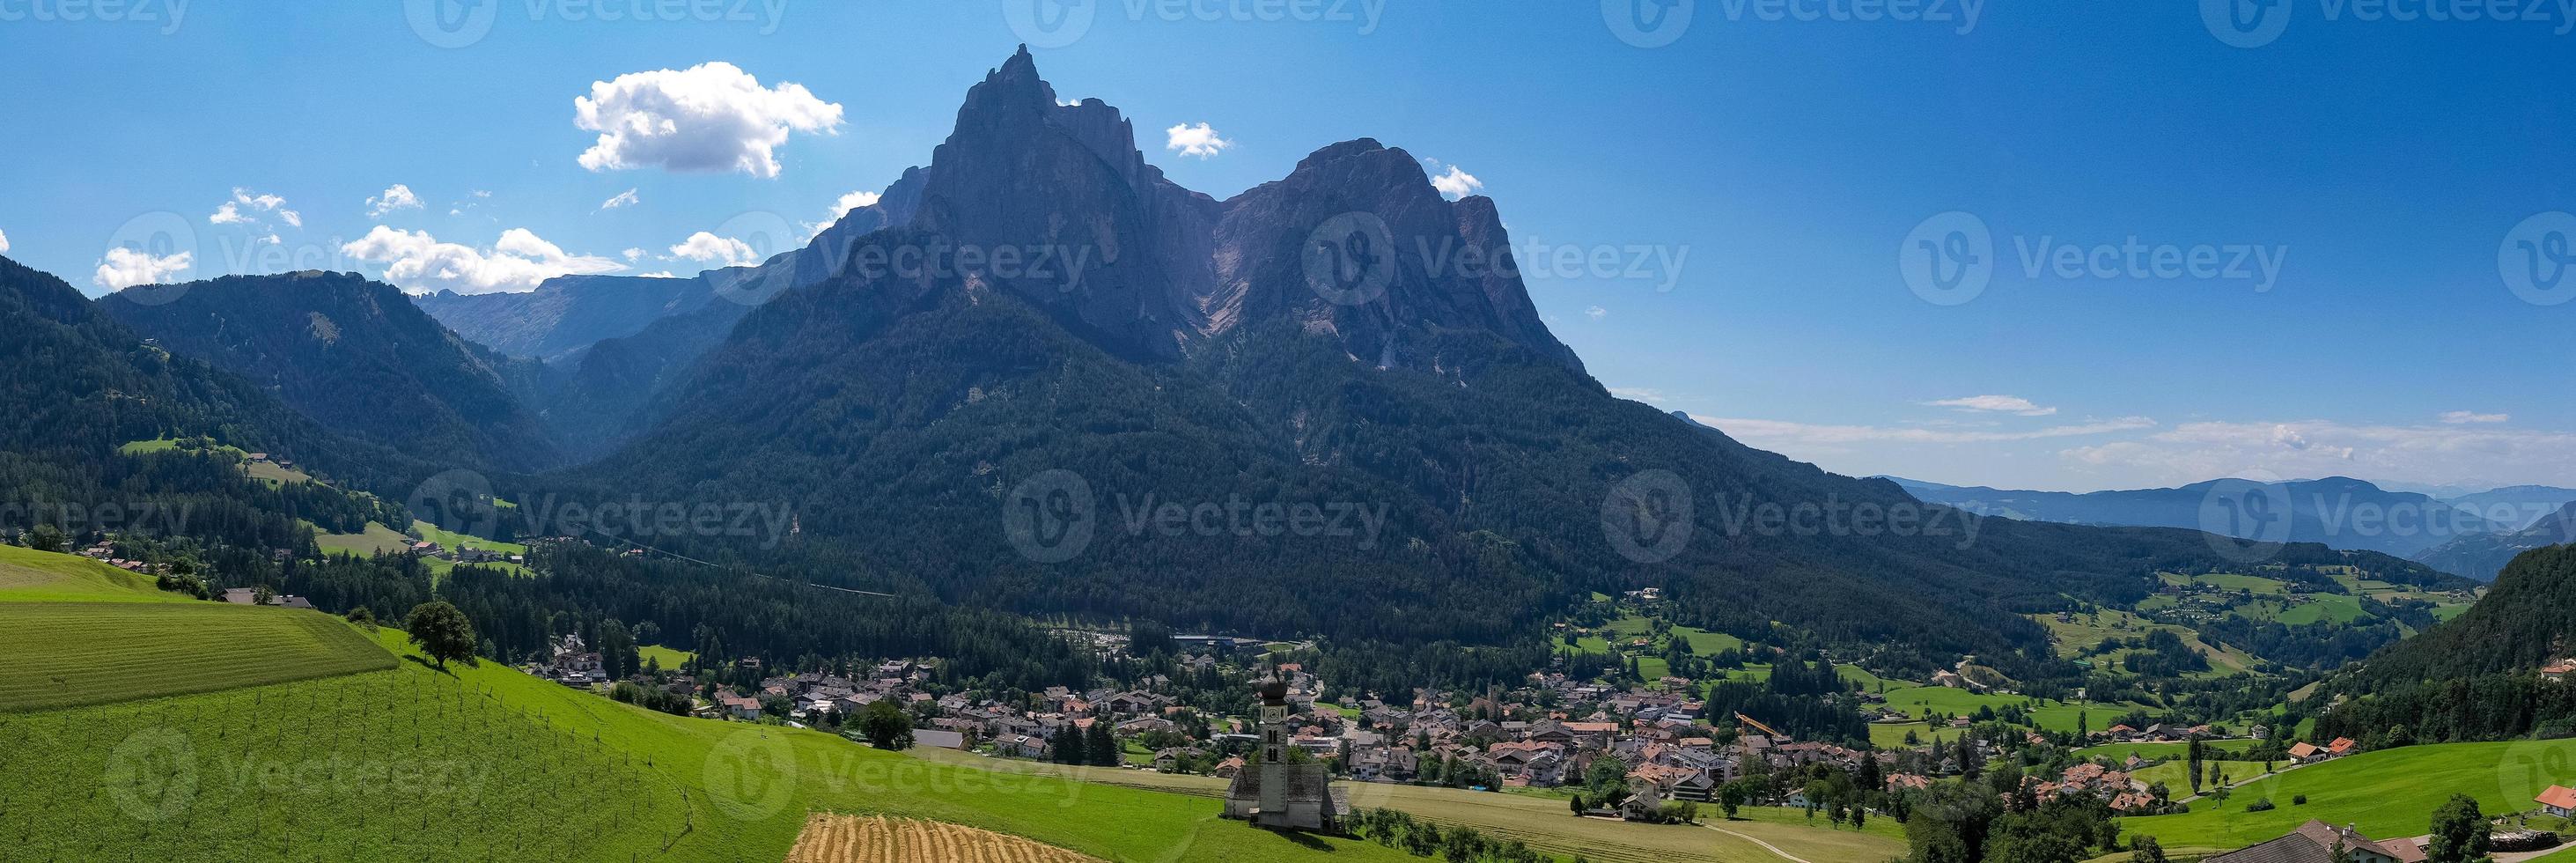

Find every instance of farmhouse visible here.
[2203,820,2423,863]
[2541,785,2576,818]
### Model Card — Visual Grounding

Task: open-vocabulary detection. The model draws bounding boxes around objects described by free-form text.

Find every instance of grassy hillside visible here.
[0,544,194,603]
[312,521,412,557]
[0,602,395,711]
[2120,739,2576,852]
[0,628,1430,863]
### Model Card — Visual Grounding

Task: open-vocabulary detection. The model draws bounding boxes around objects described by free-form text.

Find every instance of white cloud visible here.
[366,184,423,218]
[1927,395,2057,417]
[574,62,844,179]
[598,188,641,210]
[2440,410,2509,424]
[0,229,10,254]
[1163,122,1233,159]
[1608,387,1666,402]
[210,188,301,229]
[622,247,649,262]
[1585,306,1608,320]
[339,225,624,295]
[828,189,881,219]
[94,247,193,289]
[1699,415,2158,448]
[1429,165,1484,200]
[668,231,760,267]
[637,271,681,278]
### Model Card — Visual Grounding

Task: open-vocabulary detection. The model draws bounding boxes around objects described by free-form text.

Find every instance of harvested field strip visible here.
[789,814,1105,863]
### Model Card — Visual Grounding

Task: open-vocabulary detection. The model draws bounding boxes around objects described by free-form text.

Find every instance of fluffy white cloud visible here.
[0,228,10,254]
[2440,410,2509,424]
[668,231,759,266]
[366,184,423,218]
[1927,395,2057,417]
[598,188,641,210]
[94,247,193,289]
[340,225,624,295]
[210,188,299,228]
[637,271,681,278]
[622,247,649,262]
[828,189,881,219]
[1585,306,1608,320]
[1430,165,1484,200]
[1163,122,1233,159]
[574,62,843,178]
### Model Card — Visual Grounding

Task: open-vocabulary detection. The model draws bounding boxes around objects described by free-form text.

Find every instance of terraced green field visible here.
[0,603,395,711]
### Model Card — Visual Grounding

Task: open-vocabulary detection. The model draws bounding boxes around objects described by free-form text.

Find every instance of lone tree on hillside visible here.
[405,601,477,669]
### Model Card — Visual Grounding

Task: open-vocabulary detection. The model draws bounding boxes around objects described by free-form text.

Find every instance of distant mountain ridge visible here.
[2410,500,2576,583]
[95,271,563,473]
[1887,475,2495,564]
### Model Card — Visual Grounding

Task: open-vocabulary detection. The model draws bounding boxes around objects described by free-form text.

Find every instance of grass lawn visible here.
[0,545,195,604]
[2071,739,2257,762]
[2271,594,2367,625]
[0,602,394,711]
[1878,684,2141,734]
[1869,721,1963,749]
[411,519,526,556]
[2131,759,2273,793]
[639,644,695,670]
[2120,740,2576,853]
[121,437,312,485]
[313,520,413,557]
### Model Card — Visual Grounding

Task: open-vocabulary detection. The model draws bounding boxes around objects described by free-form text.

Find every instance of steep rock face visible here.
[1207,139,1585,373]
[97,271,563,472]
[906,47,1219,360]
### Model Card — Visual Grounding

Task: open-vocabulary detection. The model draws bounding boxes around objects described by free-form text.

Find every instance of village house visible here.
[2202,820,2424,863]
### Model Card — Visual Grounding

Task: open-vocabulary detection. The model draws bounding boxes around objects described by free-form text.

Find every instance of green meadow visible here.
[2120,739,2576,853]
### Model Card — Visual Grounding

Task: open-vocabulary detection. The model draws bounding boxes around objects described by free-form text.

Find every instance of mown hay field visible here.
[788,814,1103,863]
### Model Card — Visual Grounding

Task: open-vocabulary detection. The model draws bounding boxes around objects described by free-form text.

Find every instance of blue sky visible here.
[3,1,2572,491]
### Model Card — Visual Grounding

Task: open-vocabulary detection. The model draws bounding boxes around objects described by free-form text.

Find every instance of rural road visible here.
[1704,823,1814,863]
